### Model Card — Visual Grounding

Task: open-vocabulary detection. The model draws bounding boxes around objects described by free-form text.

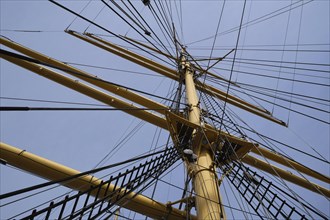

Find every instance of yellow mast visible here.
[1,37,330,219]
[181,51,226,219]
[1,38,329,193]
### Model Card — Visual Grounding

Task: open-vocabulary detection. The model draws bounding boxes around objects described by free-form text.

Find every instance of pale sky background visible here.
[0,0,329,219]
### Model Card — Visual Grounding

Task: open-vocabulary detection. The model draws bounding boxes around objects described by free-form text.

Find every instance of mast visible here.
[1,36,329,219]
[1,1,329,218]
[180,50,226,219]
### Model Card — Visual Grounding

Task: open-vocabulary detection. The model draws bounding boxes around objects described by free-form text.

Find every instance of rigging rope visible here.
[186,0,313,45]
[49,0,176,68]
[219,0,247,131]
[0,107,179,112]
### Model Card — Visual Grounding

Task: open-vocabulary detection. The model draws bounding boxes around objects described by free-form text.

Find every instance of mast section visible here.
[180,51,226,220]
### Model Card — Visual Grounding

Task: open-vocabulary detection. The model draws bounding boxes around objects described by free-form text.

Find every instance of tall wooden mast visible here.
[1,35,330,219]
[180,50,226,219]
